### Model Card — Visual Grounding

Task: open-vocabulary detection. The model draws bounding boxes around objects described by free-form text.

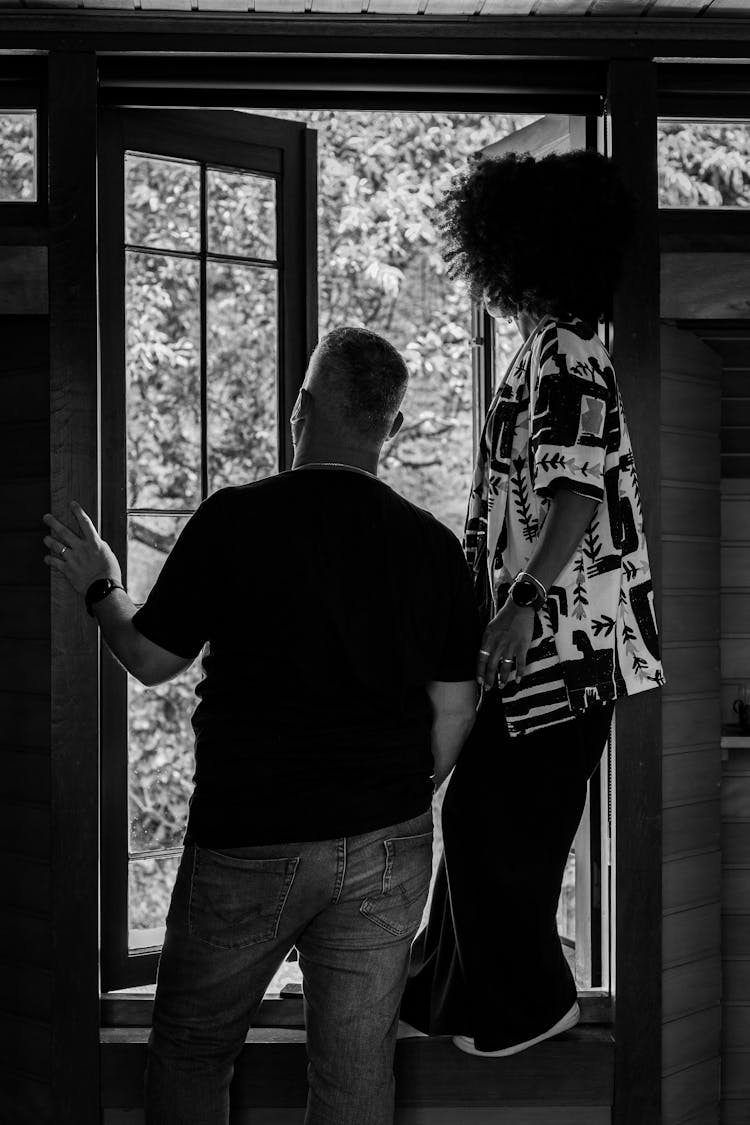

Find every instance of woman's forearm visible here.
[523,488,600,592]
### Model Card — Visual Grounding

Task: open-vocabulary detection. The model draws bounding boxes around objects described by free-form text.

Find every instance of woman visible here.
[400,150,665,1056]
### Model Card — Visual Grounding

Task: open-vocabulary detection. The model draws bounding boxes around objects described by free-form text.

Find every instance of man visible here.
[43,325,479,1125]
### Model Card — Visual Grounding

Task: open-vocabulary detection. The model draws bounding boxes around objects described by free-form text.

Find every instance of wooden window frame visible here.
[0,79,48,228]
[98,107,318,991]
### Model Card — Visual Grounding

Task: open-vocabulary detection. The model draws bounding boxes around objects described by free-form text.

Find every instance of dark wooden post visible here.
[607,59,663,1125]
[48,52,101,1124]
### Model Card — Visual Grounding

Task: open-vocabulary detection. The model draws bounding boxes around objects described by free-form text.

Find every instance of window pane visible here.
[0,111,36,202]
[207,262,278,491]
[207,168,276,260]
[125,154,200,252]
[658,121,750,208]
[126,251,202,510]
[129,661,201,855]
[127,514,191,605]
[128,852,182,946]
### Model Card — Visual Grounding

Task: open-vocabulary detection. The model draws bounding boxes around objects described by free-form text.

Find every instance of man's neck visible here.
[292,443,380,477]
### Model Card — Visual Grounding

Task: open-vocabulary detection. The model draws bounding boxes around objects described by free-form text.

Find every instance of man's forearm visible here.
[431,712,475,790]
[94,589,154,682]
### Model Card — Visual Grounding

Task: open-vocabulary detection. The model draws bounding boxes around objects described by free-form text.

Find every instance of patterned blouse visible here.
[465,316,665,738]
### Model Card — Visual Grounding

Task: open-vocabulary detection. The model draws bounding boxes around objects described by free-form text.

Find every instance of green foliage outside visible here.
[658,121,750,207]
[0,113,35,201]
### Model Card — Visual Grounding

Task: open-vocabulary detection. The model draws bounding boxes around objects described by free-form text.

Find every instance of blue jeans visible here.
[144,807,434,1125]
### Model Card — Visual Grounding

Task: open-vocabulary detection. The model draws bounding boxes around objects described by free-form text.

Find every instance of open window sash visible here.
[470,114,612,997]
[99,109,318,991]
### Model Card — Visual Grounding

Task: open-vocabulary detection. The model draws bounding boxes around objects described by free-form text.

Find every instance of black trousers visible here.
[400,690,615,1051]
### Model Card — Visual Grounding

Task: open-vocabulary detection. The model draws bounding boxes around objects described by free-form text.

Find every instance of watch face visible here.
[88,579,112,599]
[512,579,538,607]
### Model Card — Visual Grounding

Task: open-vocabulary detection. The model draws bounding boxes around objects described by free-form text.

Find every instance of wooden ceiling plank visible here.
[423,0,481,11]
[533,0,593,13]
[310,0,363,11]
[704,0,750,14]
[139,0,192,9]
[648,0,711,12]
[589,0,651,12]
[23,0,81,7]
[367,0,421,11]
[478,0,537,12]
[253,0,306,10]
[80,0,133,8]
[197,0,250,10]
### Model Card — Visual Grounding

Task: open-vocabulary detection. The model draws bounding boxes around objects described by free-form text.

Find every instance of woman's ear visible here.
[388,410,404,440]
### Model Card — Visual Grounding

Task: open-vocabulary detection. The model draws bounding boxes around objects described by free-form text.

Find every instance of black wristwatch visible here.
[85,577,124,617]
[508,572,546,612]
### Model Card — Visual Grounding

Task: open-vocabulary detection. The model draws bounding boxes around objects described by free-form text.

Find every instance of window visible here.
[658,119,750,208]
[100,107,612,1005]
[0,110,37,202]
[99,109,317,990]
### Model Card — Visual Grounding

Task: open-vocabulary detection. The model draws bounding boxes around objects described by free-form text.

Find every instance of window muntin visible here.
[0,110,37,202]
[658,120,750,209]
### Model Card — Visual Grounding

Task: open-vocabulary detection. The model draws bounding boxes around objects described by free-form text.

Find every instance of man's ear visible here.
[290,387,313,444]
[291,387,313,424]
[388,410,404,440]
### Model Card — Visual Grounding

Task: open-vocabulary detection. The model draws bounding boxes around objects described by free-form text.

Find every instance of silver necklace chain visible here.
[295,461,377,478]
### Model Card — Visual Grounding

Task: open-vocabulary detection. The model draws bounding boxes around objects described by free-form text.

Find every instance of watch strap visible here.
[85,578,124,617]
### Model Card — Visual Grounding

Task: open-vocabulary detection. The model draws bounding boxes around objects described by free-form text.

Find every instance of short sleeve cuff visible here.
[533,446,605,504]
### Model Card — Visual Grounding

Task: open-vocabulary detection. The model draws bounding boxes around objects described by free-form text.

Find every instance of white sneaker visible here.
[452,1001,581,1058]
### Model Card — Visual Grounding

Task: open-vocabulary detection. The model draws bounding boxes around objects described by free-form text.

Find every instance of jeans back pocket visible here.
[360,830,433,939]
[188,846,299,950]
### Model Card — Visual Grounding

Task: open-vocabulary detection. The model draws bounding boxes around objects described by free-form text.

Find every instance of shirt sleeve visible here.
[529,324,612,504]
[432,533,482,682]
[131,493,220,660]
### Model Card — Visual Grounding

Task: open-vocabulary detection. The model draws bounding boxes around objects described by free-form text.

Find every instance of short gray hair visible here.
[313,326,408,441]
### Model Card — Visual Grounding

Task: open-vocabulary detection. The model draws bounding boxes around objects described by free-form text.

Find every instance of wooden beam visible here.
[662,253,750,320]
[1,14,750,56]
[606,59,663,1125]
[48,51,100,1125]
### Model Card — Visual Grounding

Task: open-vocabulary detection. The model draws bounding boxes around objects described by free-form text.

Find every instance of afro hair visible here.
[438,148,634,326]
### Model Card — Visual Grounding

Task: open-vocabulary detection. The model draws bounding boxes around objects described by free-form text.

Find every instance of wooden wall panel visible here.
[663,697,721,752]
[663,903,721,968]
[662,482,720,539]
[660,324,723,1123]
[0,74,54,1125]
[661,1058,721,1124]
[662,955,722,1022]
[663,749,721,809]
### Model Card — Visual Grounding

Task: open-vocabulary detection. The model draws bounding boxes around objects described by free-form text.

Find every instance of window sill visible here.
[100,989,613,1029]
[100,1025,614,1110]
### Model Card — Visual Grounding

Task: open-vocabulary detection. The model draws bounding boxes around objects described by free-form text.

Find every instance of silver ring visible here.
[479,649,492,656]
[59,545,69,558]
[501,658,515,664]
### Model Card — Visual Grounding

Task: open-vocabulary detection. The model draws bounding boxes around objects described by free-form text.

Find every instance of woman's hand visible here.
[476,599,535,691]
[43,502,122,596]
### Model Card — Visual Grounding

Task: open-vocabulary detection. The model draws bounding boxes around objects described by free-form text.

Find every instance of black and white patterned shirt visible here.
[465,316,665,737]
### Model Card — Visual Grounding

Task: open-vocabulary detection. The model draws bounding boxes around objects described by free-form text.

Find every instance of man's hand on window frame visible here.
[43,500,122,595]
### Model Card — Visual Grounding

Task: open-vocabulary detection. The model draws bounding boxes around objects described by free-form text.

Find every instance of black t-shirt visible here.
[132,469,479,845]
